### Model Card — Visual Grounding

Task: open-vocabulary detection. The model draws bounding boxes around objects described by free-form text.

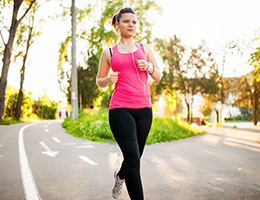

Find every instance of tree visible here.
[67,52,101,109]
[200,77,232,121]
[154,36,219,121]
[14,2,43,120]
[227,30,260,125]
[233,66,260,125]
[185,41,219,122]
[154,35,185,118]
[0,0,36,121]
[248,48,260,125]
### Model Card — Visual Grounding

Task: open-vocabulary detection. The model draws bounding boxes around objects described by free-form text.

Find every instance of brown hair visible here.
[111,7,136,33]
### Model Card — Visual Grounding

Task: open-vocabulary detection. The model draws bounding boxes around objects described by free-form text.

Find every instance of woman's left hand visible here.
[136,59,148,71]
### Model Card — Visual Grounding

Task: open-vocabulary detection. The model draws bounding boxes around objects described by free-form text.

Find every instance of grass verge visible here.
[62,109,205,144]
[0,118,23,125]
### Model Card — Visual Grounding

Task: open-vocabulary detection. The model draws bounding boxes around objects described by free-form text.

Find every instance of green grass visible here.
[225,120,251,122]
[146,117,204,144]
[62,109,205,144]
[0,118,23,125]
[62,109,115,143]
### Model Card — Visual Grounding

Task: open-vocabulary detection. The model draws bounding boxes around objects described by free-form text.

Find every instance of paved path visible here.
[0,121,259,200]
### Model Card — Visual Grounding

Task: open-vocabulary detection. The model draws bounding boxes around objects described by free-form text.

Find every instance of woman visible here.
[96,7,161,200]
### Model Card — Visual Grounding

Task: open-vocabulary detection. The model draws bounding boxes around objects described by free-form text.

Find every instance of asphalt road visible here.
[0,121,259,200]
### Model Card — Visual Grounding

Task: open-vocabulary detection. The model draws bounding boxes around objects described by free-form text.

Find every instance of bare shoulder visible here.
[100,47,113,67]
[141,43,154,59]
[142,43,152,50]
[102,47,111,58]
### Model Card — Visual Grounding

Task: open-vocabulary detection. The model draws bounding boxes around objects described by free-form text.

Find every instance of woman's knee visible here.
[124,147,140,167]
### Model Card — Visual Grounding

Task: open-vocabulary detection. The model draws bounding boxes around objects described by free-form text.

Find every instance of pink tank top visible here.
[109,43,152,110]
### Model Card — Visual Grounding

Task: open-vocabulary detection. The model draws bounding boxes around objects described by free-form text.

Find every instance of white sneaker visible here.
[112,170,125,199]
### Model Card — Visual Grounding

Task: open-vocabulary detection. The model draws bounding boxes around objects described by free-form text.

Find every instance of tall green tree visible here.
[227,30,260,125]
[154,35,185,118]
[155,36,219,121]
[186,41,219,122]
[0,0,36,121]
[67,53,101,108]
[200,77,232,120]
[13,2,44,120]
[233,49,260,125]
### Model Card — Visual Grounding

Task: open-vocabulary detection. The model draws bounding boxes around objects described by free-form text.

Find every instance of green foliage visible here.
[67,52,101,109]
[100,84,114,108]
[62,109,205,144]
[0,118,23,125]
[146,117,204,144]
[154,35,219,120]
[4,85,58,120]
[35,94,59,119]
[62,109,114,143]
[4,86,36,120]
[34,102,58,120]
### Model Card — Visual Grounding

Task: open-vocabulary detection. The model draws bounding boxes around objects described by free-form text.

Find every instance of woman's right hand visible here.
[108,72,120,84]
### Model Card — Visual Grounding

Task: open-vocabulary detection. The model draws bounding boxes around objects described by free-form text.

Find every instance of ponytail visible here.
[111,13,118,32]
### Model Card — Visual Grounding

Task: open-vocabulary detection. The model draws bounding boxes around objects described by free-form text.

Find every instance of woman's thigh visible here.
[109,109,138,153]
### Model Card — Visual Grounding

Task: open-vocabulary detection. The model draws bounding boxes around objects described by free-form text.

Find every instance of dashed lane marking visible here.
[44,129,49,133]
[78,155,98,165]
[52,137,61,143]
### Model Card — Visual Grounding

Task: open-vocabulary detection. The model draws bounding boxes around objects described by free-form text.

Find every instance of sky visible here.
[2,0,260,102]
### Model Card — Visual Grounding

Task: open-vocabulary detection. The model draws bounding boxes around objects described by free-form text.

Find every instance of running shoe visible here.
[112,170,125,199]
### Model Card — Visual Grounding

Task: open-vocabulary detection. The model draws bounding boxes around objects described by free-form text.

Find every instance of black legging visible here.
[109,108,153,200]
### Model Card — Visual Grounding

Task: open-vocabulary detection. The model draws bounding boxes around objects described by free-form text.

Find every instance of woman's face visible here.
[117,13,137,38]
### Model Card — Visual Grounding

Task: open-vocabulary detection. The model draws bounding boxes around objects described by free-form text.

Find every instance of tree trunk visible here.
[0,18,19,121]
[190,96,193,124]
[253,96,258,126]
[15,16,33,120]
[15,90,23,120]
[216,110,219,123]
[186,103,190,123]
[252,77,259,126]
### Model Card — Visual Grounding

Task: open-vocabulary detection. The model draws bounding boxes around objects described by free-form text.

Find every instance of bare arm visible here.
[136,44,162,81]
[96,48,120,88]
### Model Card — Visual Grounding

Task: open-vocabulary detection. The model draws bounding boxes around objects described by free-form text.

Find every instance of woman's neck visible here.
[119,38,135,48]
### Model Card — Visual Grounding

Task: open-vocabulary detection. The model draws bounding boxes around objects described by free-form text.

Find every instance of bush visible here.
[234,115,242,120]
[62,109,205,144]
[62,109,114,143]
[146,117,204,144]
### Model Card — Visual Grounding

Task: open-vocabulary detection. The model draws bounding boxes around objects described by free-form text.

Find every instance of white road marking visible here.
[0,144,3,147]
[44,129,49,133]
[45,125,48,128]
[78,155,98,165]
[76,145,94,148]
[39,141,59,157]
[19,123,42,200]
[52,137,61,143]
